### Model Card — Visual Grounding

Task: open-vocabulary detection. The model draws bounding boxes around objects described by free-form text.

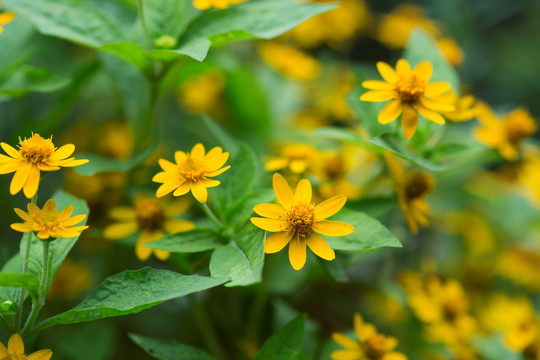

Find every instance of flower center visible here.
[136,199,165,229]
[19,134,55,164]
[396,76,425,103]
[286,203,315,236]
[405,172,433,200]
[364,334,389,359]
[33,211,62,237]
[179,157,206,182]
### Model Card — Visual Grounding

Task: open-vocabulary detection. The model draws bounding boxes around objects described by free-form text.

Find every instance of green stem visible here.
[136,0,152,51]
[200,202,224,229]
[15,193,38,330]
[188,294,228,360]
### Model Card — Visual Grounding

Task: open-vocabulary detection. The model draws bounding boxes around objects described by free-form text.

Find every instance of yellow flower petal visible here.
[158,158,177,172]
[416,105,446,124]
[22,164,40,198]
[264,158,288,171]
[413,60,433,82]
[331,332,359,350]
[205,165,230,177]
[382,352,407,360]
[10,223,31,233]
[420,97,455,112]
[203,179,220,188]
[396,59,411,75]
[0,341,7,356]
[14,208,32,222]
[172,181,191,197]
[360,90,395,102]
[154,249,170,261]
[1,142,20,159]
[103,221,138,239]
[54,158,88,167]
[362,80,394,90]
[152,172,170,183]
[330,349,362,360]
[376,61,397,83]
[164,198,191,217]
[190,181,208,203]
[51,144,75,160]
[205,147,229,171]
[294,178,312,203]
[0,12,16,27]
[174,150,187,164]
[10,162,32,195]
[378,99,403,124]
[306,232,335,260]
[253,203,286,218]
[425,81,451,97]
[0,159,23,174]
[27,349,53,360]
[313,220,354,236]
[60,214,87,226]
[58,205,75,220]
[289,159,308,174]
[272,173,294,209]
[264,231,293,253]
[156,178,183,198]
[314,195,347,219]
[7,333,24,354]
[190,143,205,159]
[163,219,195,234]
[401,105,418,139]
[43,199,57,213]
[288,237,306,270]
[109,207,137,221]
[250,217,288,232]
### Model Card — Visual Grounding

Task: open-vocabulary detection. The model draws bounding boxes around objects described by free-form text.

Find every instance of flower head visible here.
[0,133,88,198]
[11,199,88,240]
[384,151,434,234]
[360,59,454,139]
[104,194,195,261]
[153,143,230,203]
[264,143,318,175]
[250,173,354,270]
[0,4,15,35]
[0,333,52,360]
[258,41,320,81]
[331,313,407,360]
[193,0,248,10]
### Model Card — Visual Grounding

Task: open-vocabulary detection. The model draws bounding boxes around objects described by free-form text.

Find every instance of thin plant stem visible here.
[200,202,224,228]
[15,193,38,330]
[136,0,152,51]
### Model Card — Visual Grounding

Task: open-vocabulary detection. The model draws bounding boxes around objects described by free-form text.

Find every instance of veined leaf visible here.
[254,315,306,360]
[0,273,39,296]
[129,333,216,360]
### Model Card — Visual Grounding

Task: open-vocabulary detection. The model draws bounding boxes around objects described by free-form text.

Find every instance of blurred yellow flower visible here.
[437,92,479,123]
[178,70,225,115]
[475,104,537,161]
[331,313,407,360]
[98,122,134,160]
[313,149,362,201]
[11,199,88,240]
[258,41,320,81]
[0,4,15,35]
[153,143,230,203]
[519,146,540,207]
[0,134,88,198]
[376,4,440,49]
[250,173,354,270]
[496,248,540,291]
[436,37,464,67]
[285,0,371,49]
[264,143,318,175]
[104,194,195,261]
[384,151,434,234]
[193,0,248,10]
[48,258,93,300]
[361,59,454,139]
[0,333,52,360]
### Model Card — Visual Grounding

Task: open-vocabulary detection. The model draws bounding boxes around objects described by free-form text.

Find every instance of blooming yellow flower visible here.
[258,41,320,81]
[153,143,230,203]
[264,143,318,175]
[384,151,434,234]
[0,134,88,198]
[11,199,88,240]
[104,194,195,261]
[0,3,15,35]
[178,70,225,115]
[475,104,537,161]
[250,173,354,270]
[193,0,248,10]
[331,313,407,360]
[437,91,479,123]
[0,333,52,360]
[360,59,454,139]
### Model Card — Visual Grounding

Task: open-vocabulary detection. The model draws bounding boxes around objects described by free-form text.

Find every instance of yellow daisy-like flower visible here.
[0,3,15,35]
[103,194,195,261]
[384,151,434,234]
[193,0,248,10]
[0,333,52,360]
[264,143,318,175]
[250,173,354,270]
[258,41,321,81]
[0,133,89,198]
[437,91,479,123]
[331,313,407,360]
[11,199,88,240]
[153,143,230,203]
[436,37,464,67]
[360,59,454,139]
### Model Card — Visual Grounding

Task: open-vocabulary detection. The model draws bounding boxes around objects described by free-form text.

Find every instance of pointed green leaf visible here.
[0,65,70,96]
[144,228,222,253]
[129,333,216,360]
[254,315,306,360]
[0,273,39,296]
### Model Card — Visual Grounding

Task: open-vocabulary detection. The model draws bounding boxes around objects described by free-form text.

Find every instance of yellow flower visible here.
[437,91,479,123]
[376,4,441,49]
[0,133,89,198]
[11,199,88,240]
[0,333,52,360]
[264,143,318,175]
[258,41,320,81]
[384,151,434,234]
[104,194,195,261]
[98,122,134,160]
[178,69,225,115]
[496,248,540,291]
[360,59,454,139]
[475,104,537,161]
[283,0,371,49]
[436,37,464,67]
[250,173,354,270]
[0,3,15,35]
[153,143,230,203]
[48,258,93,300]
[193,0,248,10]
[331,313,407,360]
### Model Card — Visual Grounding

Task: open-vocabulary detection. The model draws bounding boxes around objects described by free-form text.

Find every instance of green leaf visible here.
[99,43,149,70]
[254,314,306,360]
[366,134,445,171]
[224,188,275,232]
[0,65,70,96]
[146,38,211,62]
[224,142,258,206]
[314,127,366,145]
[470,334,521,360]
[3,0,126,48]
[143,0,187,41]
[403,29,460,93]
[144,228,222,253]
[181,0,337,46]
[209,225,264,287]
[35,267,227,331]
[129,333,216,360]
[0,17,35,78]
[326,209,402,251]
[0,273,39,296]
[201,116,239,155]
